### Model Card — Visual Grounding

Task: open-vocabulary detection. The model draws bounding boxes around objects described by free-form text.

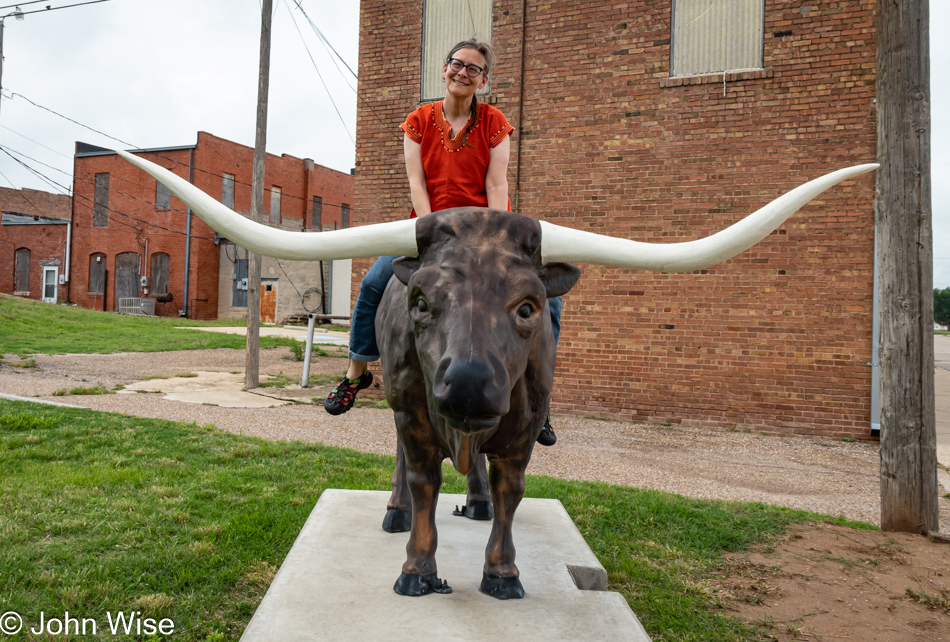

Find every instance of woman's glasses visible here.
[447,58,485,77]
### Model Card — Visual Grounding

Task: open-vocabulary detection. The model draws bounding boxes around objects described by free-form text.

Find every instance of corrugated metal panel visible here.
[672,0,763,76]
[422,0,492,100]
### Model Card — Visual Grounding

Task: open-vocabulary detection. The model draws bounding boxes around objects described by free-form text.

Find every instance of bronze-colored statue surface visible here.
[378,208,579,599]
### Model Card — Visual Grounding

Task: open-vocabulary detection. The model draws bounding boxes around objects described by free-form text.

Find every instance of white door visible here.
[42,267,58,304]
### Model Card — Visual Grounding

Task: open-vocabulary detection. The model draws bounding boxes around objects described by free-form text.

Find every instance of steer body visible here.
[376,208,579,598]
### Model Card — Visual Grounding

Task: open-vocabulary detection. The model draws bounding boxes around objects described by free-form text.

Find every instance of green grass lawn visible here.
[0,399,872,641]
[0,294,298,355]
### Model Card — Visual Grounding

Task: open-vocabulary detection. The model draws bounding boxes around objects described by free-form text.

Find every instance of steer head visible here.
[390,209,580,435]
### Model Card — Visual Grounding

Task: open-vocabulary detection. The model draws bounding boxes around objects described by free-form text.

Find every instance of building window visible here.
[222,173,235,209]
[671,0,764,76]
[89,253,106,294]
[150,252,170,295]
[94,173,110,228]
[155,180,171,210]
[312,196,323,230]
[14,247,30,293]
[421,0,492,100]
[269,186,281,224]
[341,203,350,229]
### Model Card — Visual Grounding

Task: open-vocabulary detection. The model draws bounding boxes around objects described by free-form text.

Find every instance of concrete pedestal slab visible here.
[241,489,651,641]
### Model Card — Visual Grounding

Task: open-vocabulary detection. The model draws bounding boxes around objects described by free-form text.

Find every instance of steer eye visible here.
[517,303,534,319]
[415,299,429,313]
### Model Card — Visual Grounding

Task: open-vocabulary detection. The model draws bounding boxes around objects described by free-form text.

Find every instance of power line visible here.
[284,0,354,145]
[1,124,74,160]
[6,91,354,213]
[290,0,402,143]
[2,0,113,19]
[1,146,221,240]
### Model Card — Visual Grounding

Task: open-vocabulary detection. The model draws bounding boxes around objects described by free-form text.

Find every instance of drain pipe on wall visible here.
[513,0,528,212]
[181,148,195,317]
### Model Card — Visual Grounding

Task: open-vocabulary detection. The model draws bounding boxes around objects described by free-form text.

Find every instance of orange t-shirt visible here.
[400,101,514,218]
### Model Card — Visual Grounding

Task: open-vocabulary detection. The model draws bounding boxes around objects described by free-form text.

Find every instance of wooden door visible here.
[260,279,278,325]
[114,252,141,309]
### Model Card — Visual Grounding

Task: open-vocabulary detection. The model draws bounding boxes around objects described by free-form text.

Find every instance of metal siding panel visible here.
[222,173,235,209]
[672,0,762,76]
[422,0,492,100]
[312,196,322,230]
[156,180,171,209]
[270,187,281,224]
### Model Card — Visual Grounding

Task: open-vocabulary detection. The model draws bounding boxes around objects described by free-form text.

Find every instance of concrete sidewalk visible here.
[179,325,350,345]
[176,326,950,472]
[933,335,950,474]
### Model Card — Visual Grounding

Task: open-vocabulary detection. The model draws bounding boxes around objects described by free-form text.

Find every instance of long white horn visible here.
[539,163,879,272]
[116,150,418,261]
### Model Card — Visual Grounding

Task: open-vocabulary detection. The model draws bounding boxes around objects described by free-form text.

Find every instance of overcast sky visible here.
[1,0,947,288]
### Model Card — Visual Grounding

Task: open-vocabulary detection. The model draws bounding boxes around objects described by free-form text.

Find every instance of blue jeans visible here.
[349,255,563,362]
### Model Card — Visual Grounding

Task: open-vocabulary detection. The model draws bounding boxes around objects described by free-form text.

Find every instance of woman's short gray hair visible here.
[445,38,496,73]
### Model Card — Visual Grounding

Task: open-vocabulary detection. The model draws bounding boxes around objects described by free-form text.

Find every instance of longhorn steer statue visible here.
[118,151,876,599]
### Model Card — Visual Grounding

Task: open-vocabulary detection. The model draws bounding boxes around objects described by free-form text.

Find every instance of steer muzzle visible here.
[432,356,511,433]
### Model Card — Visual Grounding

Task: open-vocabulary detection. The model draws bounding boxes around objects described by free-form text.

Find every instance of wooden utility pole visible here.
[877,0,939,534]
[246,0,273,389]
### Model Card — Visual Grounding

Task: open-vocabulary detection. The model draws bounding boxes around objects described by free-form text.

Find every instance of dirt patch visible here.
[715,522,950,640]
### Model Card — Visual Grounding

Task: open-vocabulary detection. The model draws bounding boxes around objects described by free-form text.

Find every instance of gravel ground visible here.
[2,347,948,532]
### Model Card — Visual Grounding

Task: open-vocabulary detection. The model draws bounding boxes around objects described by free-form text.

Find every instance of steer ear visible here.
[539,262,581,297]
[392,257,423,285]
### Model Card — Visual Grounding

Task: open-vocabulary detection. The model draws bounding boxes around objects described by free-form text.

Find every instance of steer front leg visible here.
[481,455,527,599]
[393,448,452,596]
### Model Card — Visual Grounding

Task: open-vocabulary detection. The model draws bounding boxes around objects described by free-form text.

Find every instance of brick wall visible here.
[354,0,878,439]
[71,132,353,319]
[0,188,72,301]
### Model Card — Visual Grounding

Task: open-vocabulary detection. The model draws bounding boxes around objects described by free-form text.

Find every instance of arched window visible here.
[89,253,106,294]
[14,248,30,293]
[150,252,170,295]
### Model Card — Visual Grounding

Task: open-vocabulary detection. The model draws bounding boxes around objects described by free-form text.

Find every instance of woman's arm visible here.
[404,135,432,217]
[485,135,511,210]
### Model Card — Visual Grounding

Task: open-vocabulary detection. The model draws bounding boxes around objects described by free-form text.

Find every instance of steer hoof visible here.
[452,500,492,521]
[479,573,524,600]
[382,508,412,532]
[393,572,452,596]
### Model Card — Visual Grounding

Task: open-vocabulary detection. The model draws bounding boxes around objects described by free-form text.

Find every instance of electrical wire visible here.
[283,0,354,144]
[5,91,353,213]
[290,0,403,142]
[2,146,222,241]
[1,0,112,18]
[1,125,74,160]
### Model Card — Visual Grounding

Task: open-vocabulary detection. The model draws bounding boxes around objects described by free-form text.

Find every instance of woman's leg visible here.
[538,296,564,446]
[325,256,397,415]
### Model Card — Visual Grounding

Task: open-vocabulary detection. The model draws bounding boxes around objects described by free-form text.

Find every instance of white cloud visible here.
[0,0,359,192]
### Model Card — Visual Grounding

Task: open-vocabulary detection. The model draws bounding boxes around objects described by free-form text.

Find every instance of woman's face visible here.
[442,47,489,100]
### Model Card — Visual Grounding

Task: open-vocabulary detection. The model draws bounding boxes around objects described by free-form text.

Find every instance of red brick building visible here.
[0,187,72,303]
[71,131,354,320]
[353,1,878,438]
